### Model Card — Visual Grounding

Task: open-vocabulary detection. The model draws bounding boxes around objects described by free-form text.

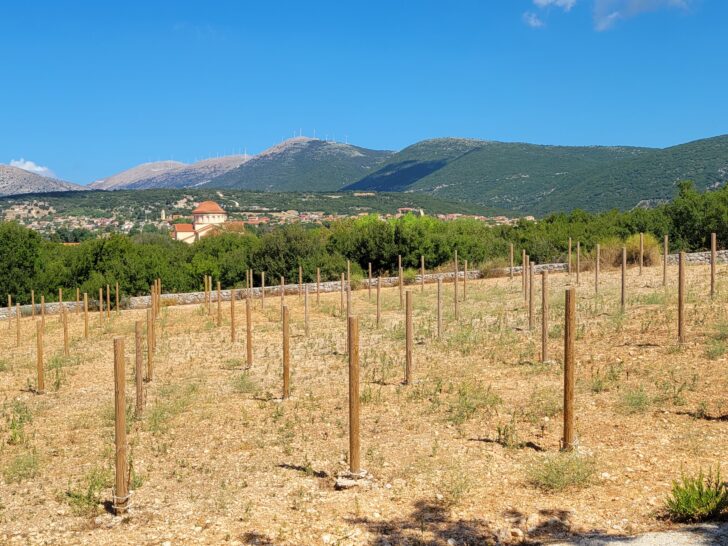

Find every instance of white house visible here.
[171,201,229,244]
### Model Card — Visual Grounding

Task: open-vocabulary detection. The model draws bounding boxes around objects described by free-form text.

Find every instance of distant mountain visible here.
[204,137,394,191]
[344,136,728,214]
[0,165,82,197]
[89,156,251,190]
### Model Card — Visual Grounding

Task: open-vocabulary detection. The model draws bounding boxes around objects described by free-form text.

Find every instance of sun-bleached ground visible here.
[1,264,726,545]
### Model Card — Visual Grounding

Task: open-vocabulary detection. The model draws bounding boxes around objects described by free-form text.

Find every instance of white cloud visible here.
[523,11,546,27]
[594,0,692,30]
[9,158,55,178]
[534,0,578,11]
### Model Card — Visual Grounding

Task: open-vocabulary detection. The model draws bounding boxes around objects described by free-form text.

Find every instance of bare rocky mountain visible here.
[0,165,83,197]
[89,156,251,190]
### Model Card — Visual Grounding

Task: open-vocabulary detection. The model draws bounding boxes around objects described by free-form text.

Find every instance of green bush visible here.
[665,468,728,522]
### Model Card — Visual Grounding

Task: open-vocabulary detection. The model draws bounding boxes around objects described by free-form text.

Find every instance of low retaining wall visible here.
[1,249,716,320]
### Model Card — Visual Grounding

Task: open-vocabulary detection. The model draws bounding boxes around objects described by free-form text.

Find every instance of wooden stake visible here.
[509,243,514,280]
[541,271,549,362]
[31,290,35,319]
[563,287,576,451]
[62,308,69,356]
[36,321,44,394]
[437,277,442,339]
[678,251,686,344]
[420,255,425,293]
[368,262,372,301]
[348,315,360,473]
[113,337,129,515]
[639,232,644,275]
[454,250,459,320]
[522,249,526,294]
[316,267,321,304]
[405,290,413,385]
[663,234,668,287]
[135,321,144,415]
[41,295,45,328]
[340,272,345,316]
[576,242,581,285]
[347,260,351,284]
[621,246,627,312]
[217,281,222,327]
[280,275,285,313]
[524,255,530,301]
[304,286,309,336]
[711,232,716,298]
[376,276,381,328]
[146,309,154,382]
[231,288,237,342]
[568,237,572,274]
[528,261,535,331]
[83,293,89,338]
[282,305,290,399]
[595,244,600,295]
[246,296,253,367]
[398,255,403,310]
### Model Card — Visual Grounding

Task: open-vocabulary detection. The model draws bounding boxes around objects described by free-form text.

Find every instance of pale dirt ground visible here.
[1,264,726,545]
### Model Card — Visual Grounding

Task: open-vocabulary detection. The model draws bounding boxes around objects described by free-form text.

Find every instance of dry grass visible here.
[0,263,727,544]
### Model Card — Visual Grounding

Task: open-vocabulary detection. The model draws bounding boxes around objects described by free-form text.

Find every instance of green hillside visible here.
[345,135,728,214]
[206,137,393,191]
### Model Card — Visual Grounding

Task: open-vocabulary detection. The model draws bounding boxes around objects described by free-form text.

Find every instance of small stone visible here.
[510,528,524,540]
[322,533,332,544]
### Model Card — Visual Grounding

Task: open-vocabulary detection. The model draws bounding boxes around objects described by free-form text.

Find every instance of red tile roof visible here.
[192,201,226,215]
[173,223,195,233]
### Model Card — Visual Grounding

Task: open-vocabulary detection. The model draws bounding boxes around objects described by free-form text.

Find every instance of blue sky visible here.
[0,0,725,184]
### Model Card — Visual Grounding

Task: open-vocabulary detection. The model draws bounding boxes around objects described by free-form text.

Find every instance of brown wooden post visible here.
[368,262,372,301]
[298,264,303,298]
[316,267,321,305]
[347,260,351,284]
[711,232,716,298]
[113,337,129,515]
[563,287,576,451]
[15,303,21,348]
[83,293,89,338]
[541,271,549,362]
[230,288,237,342]
[437,277,443,339]
[31,290,35,319]
[261,271,266,308]
[280,275,285,313]
[146,309,153,382]
[405,290,413,385]
[282,305,290,399]
[568,237,572,274]
[528,261,535,331]
[376,276,381,328]
[245,270,250,294]
[463,259,468,301]
[340,272,345,316]
[678,251,686,344]
[524,255,530,302]
[99,287,104,326]
[135,321,144,415]
[454,250,459,320]
[62,308,69,356]
[663,234,668,287]
[41,295,45,328]
[246,295,253,367]
[348,315,360,473]
[217,281,222,327]
[36,321,44,394]
[398,255,404,310]
[347,279,352,318]
[420,255,425,293]
[621,246,627,312]
[509,243,514,280]
[75,287,80,315]
[522,249,526,293]
[304,285,309,336]
[595,244,600,295]
[115,282,120,315]
[576,241,581,285]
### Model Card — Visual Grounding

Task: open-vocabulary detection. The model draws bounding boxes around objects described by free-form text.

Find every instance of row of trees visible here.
[1,181,724,303]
